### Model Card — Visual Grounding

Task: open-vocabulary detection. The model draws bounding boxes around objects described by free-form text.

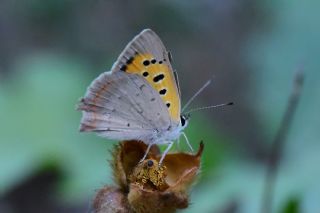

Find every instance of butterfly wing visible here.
[111,29,181,124]
[78,71,172,142]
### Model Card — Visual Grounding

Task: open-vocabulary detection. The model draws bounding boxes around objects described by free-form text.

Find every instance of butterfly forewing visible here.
[111,29,181,123]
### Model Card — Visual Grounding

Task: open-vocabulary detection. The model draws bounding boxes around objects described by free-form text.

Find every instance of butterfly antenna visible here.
[182,79,212,112]
[185,102,234,115]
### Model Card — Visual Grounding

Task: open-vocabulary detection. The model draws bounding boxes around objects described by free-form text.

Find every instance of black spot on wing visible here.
[139,84,146,90]
[143,71,149,77]
[143,60,150,66]
[126,57,134,64]
[120,65,127,71]
[159,89,167,95]
[168,52,173,63]
[153,74,165,82]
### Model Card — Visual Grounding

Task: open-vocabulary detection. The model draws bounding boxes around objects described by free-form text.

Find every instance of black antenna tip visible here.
[227,102,234,105]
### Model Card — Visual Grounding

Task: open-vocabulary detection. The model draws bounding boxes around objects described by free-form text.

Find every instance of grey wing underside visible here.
[78,71,172,143]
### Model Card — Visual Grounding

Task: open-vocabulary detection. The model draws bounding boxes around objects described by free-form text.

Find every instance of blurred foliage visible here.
[281,197,300,213]
[0,0,319,212]
[0,53,113,202]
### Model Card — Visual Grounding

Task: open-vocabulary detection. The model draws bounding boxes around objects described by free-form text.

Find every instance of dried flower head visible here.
[93,141,204,213]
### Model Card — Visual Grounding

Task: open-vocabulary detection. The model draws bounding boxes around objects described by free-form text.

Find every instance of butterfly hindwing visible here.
[111,29,181,123]
[78,71,172,142]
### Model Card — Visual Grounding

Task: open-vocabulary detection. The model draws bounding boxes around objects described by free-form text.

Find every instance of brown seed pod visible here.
[93,141,204,213]
[93,186,132,213]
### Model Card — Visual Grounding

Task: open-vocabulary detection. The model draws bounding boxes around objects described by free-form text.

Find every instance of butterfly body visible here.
[78,29,188,160]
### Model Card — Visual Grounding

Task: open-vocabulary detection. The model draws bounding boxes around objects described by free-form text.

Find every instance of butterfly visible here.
[78,29,192,164]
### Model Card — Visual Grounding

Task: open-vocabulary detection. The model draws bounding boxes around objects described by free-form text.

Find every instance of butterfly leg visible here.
[140,142,154,163]
[177,136,181,150]
[181,132,194,152]
[159,141,174,166]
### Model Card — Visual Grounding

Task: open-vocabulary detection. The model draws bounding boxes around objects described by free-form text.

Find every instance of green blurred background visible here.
[0,1,319,212]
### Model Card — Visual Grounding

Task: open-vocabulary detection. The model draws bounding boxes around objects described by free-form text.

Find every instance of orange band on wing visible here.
[122,53,180,122]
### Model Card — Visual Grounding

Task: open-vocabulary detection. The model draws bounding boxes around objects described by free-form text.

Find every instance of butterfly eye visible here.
[180,115,186,127]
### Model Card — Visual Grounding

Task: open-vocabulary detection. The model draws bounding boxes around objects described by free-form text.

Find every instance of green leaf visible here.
[281,197,300,213]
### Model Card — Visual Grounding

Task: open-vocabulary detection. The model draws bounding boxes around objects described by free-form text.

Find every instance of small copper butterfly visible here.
[78,29,193,164]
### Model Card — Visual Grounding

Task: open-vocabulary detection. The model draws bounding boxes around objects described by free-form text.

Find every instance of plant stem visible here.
[261,69,304,213]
